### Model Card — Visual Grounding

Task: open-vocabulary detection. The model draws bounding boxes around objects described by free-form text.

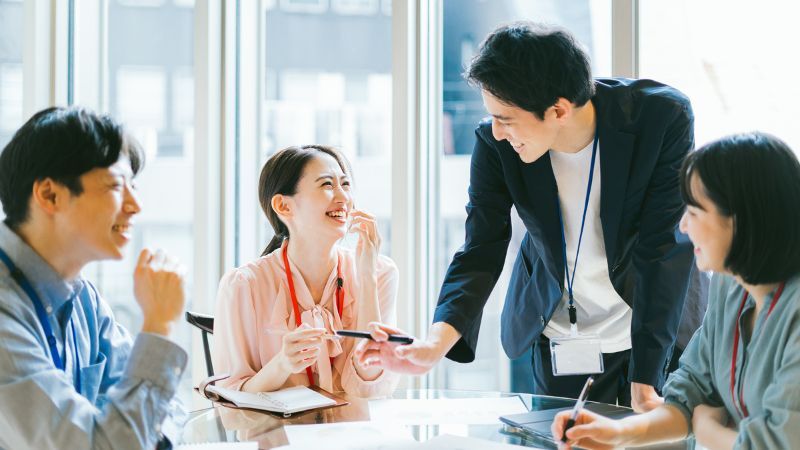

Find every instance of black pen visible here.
[335,329,414,345]
[562,376,594,443]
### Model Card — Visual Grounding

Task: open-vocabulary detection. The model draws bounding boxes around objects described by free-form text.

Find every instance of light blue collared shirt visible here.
[664,273,800,449]
[0,223,188,449]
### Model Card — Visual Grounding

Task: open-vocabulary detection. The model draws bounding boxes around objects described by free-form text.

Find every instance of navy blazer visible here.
[433,78,696,389]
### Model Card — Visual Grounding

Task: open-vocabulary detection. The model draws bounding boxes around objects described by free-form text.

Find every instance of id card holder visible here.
[550,333,604,376]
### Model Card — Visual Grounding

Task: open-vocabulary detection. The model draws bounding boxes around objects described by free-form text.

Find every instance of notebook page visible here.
[206,385,283,412]
[260,386,336,414]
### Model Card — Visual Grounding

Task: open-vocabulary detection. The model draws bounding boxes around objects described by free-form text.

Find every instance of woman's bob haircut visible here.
[680,132,800,285]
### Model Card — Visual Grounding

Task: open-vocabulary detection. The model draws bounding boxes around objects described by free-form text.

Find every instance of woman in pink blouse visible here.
[212,145,399,398]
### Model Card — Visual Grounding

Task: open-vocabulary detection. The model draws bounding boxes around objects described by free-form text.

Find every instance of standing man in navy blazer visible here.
[357,22,697,410]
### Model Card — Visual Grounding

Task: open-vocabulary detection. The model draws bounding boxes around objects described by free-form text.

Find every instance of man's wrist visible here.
[428,322,461,357]
[632,382,658,395]
[142,320,173,336]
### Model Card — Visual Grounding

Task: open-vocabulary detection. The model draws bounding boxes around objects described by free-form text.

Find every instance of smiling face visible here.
[481,89,562,163]
[55,155,141,263]
[679,173,734,273]
[281,153,353,243]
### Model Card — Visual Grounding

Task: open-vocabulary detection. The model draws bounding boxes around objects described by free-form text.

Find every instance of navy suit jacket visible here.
[433,78,696,389]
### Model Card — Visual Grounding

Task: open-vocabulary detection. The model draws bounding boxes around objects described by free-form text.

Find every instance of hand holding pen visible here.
[551,376,630,450]
[336,329,414,344]
[265,327,342,340]
[266,328,413,343]
[562,377,594,442]
[351,322,444,375]
[267,324,329,374]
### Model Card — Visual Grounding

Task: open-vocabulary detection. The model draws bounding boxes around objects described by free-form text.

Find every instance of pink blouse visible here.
[212,240,400,398]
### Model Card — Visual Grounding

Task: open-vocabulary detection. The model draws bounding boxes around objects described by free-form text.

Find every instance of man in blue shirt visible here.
[0,107,187,449]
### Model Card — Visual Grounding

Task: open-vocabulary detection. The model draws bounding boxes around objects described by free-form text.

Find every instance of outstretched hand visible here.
[354,322,445,375]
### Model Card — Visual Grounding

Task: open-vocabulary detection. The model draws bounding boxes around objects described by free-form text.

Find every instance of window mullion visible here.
[612,0,639,78]
[193,0,225,410]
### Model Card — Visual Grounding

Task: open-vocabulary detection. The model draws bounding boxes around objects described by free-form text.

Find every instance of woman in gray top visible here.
[552,132,800,450]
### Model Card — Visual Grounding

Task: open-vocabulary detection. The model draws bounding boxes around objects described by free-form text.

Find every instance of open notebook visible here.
[197,374,347,417]
[205,384,337,416]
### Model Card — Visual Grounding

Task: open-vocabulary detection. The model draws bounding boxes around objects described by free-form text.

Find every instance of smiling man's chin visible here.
[517,145,552,164]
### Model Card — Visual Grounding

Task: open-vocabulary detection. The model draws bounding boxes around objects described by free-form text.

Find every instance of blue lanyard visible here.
[0,247,81,393]
[555,134,599,325]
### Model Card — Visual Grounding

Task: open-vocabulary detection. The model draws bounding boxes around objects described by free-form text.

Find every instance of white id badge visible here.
[550,334,604,376]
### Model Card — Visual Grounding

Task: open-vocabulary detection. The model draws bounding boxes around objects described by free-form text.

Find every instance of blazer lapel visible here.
[597,118,635,268]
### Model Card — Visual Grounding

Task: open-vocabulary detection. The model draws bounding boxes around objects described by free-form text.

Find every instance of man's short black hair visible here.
[0,106,145,229]
[465,22,595,120]
[681,132,800,285]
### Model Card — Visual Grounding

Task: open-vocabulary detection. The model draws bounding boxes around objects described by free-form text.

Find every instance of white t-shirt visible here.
[544,140,632,353]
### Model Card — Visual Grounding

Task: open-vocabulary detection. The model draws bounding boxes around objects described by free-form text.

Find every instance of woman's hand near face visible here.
[348,210,385,380]
[349,209,381,282]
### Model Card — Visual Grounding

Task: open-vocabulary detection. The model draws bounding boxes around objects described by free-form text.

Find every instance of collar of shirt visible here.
[0,222,83,315]
[278,239,348,313]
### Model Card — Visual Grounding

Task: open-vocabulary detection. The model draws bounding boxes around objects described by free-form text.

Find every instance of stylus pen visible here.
[561,376,594,443]
[335,329,414,345]
[264,329,342,340]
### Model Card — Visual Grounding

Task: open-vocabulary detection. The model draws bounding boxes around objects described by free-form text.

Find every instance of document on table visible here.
[418,434,539,449]
[176,443,258,450]
[368,397,528,425]
[283,422,416,449]
[275,433,539,450]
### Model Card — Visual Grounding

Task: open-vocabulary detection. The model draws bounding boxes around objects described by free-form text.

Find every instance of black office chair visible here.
[185,311,215,377]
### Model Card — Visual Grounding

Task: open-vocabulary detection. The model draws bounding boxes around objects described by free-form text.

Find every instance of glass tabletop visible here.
[179,389,690,449]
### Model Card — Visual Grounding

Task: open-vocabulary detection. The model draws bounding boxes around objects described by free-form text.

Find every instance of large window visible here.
[14,0,781,402]
[436,0,611,392]
[0,0,23,222]
[235,1,392,265]
[76,0,196,407]
[0,0,23,150]
[639,0,800,152]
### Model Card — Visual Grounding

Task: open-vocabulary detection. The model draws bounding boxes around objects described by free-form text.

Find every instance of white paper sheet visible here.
[274,433,540,450]
[283,421,416,449]
[419,434,540,449]
[368,397,528,425]
[176,443,258,450]
[273,443,418,450]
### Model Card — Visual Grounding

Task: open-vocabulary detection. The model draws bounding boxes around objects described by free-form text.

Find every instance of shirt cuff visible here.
[126,332,188,396]
[629,338,672,390]
[159,397,188,446]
